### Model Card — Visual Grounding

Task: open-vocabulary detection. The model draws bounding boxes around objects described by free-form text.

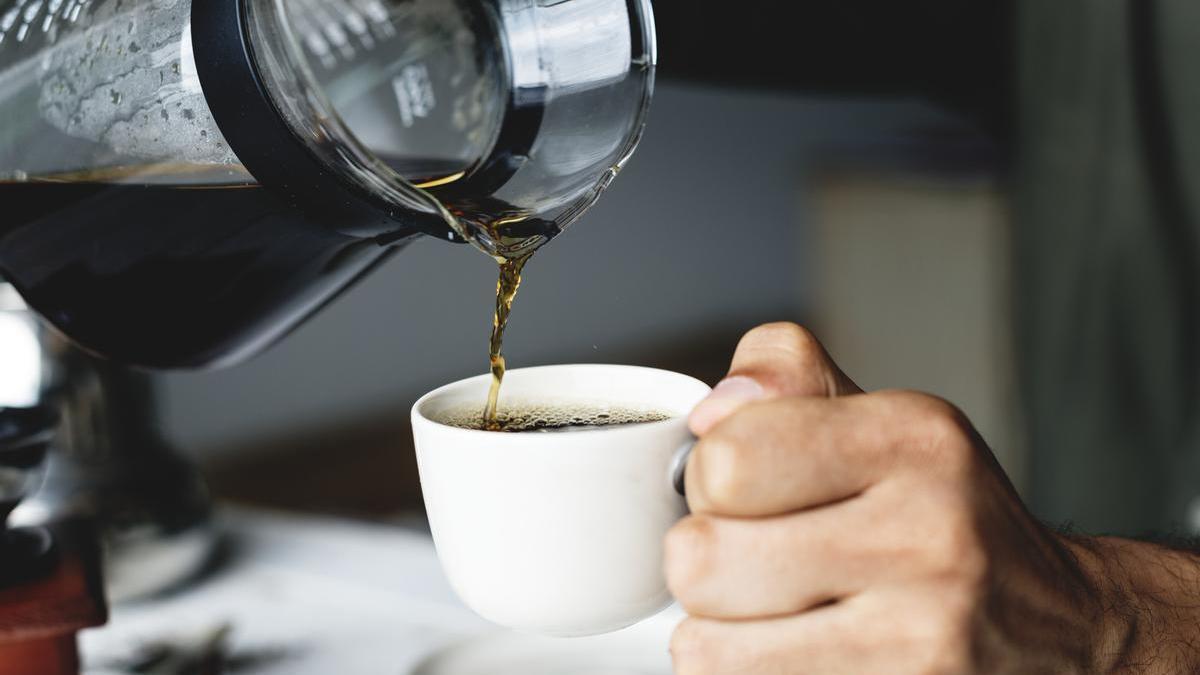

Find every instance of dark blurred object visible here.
[18,347,218,602]
[2,284,217,602]
[0,407,106,675]
[105,623,231,675]
[0,406,58,588]
[651,0,1014,132]
[1012,0,1200,534]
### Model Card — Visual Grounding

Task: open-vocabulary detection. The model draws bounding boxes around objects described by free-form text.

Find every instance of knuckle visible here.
[954,544,991,590]
[670,619,714,674]
[742,322,824,361]
[881,391,977,466]
[924,616,975,675]
[914,395,973,447]
[734,323,853,397]
[664,516,718,594]
[904,604,975,675]
[920,643,974,675]
[695,434,755,512]
[926,509,989,585]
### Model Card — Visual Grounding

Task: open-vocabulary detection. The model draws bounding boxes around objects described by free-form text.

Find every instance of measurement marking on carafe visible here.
[393,63,435,128]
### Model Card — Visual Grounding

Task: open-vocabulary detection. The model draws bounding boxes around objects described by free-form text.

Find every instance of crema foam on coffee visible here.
[436,402,672,433]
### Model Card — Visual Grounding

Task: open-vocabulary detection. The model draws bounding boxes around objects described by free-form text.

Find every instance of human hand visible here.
[666,323,1200,674]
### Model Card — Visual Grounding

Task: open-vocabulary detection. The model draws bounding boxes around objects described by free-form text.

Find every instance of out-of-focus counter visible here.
[81,508,486,674]
[80,508,679,674]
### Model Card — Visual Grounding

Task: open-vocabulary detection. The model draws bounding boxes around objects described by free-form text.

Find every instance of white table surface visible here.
[80,507,678,674]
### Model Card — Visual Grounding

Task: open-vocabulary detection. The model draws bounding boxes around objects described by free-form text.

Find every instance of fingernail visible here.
[689,376,765,434]
[708,376,765,402]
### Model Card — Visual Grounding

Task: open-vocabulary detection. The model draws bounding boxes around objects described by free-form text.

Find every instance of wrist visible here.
[1065,535,1200,674]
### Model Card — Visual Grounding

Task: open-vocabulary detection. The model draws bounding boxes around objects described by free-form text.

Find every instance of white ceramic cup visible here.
[412,365,712,637]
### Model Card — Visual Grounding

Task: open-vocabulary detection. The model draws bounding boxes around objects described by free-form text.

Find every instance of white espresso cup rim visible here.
[413,363,709,439]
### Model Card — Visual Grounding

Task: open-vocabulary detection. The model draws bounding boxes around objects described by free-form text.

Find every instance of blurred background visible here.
[6,0,1200,670]
[155,90,1014,519]
[8,0,1196,538]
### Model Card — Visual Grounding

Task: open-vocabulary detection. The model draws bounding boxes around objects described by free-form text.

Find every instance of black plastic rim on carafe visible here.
[189,0,455,242]
[190,0,549,247]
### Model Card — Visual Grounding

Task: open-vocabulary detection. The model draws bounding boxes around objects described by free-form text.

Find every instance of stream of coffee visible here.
[483,253,532,431]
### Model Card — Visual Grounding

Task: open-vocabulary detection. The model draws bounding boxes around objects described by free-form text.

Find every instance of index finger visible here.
[686,390,976,517]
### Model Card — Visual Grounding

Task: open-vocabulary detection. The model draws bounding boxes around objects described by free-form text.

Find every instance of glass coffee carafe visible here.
[0,0,656,368]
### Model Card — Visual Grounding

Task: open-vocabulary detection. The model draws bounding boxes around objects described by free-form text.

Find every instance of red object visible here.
[0,527,107,675]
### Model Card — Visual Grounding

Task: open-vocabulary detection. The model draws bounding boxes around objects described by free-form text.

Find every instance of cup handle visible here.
[670,439,696,497]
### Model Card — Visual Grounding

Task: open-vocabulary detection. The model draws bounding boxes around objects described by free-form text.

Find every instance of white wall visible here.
[810,174,1023,485]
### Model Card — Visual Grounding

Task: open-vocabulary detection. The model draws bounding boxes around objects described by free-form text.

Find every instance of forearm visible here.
[1068,536,1200,673]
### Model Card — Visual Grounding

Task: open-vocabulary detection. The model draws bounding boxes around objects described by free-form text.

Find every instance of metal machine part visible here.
[0,405,57,587]
[2,284,217,601]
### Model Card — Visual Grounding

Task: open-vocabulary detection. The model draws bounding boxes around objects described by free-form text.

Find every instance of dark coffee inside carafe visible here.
[0,161,460,368]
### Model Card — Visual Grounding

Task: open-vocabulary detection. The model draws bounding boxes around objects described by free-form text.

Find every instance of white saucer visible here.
[411,608,682,675]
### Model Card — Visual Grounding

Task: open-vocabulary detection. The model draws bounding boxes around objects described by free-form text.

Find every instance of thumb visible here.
[689,323,861,435]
